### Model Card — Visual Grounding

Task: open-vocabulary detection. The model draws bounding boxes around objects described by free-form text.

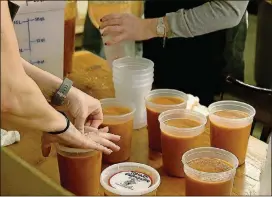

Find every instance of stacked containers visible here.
[112,57,154,129]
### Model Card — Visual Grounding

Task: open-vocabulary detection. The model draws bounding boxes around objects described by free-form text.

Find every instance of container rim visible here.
[145,89,188,109]
[55,143,95,153]
[208,100,256,122]
[158,109,207,133]
[100,162,161,196]
[181,147,239,177]
[100,98,136,119]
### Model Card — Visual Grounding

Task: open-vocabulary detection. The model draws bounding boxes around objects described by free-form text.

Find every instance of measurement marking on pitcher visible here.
[14,17,46,55]
[27,18,32,54]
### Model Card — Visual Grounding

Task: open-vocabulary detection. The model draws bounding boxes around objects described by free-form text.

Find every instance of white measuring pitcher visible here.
[11,1,66,79]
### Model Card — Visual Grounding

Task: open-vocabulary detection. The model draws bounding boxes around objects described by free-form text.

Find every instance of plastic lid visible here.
[109,171,152,192]
[100,162,160,196]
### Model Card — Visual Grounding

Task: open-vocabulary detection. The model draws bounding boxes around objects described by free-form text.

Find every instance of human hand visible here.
[41,124,120,157]
[65,87,104,133]
[100,13,157,45]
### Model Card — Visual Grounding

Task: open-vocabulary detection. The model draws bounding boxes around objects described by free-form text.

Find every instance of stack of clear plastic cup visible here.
[112,57,154,129]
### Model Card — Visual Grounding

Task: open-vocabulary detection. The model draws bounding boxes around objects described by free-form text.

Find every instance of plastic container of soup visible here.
[100,162,161,196]
[145,89,188,152]
[208,100,256,166]
[182,147,239,196]
[56,144,102,196]
[159,109,207,177]
[101,98,135,163]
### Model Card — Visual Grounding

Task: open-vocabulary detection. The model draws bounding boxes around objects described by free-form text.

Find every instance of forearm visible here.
[21,58,63,102]
[166,1,249,38]
[22,58,78,110]
[1,76,67,133]
[1,0,66,133]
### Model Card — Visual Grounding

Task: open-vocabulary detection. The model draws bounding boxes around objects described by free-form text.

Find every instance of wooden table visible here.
[7,51,268,196]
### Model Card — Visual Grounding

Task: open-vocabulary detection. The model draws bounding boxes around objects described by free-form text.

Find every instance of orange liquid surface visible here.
[186,158,234,196]
[210,110,251,166]
[161,118,201,177]
[146,96,184,152]
[57,150,102,196]
[102,106,133,163]
[63,18,75,77]
[88,2,132,28]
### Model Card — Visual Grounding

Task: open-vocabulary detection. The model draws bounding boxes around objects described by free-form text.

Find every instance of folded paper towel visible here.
[186,94,209,117]
[1,129,20,147]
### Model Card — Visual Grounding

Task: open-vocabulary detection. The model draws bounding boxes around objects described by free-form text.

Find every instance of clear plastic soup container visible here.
[56,144,102,196]
[114,80,153,89]
[145,89,188,152]
[100,162,161,196]
[145,89,188,113]
[100,98,136,163]
[113,77,154,86]
[182,147,239,196]
[112,57,154,75]
[208,100,256,166]
[158,109,207,177]
[113,72,154,82]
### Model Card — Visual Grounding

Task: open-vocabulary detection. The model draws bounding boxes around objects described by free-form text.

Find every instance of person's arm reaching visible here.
[1,0,66,133]
[99,1,249,44]
[1,1,120,155]
[165,1,249,38]
[21,58,105,132]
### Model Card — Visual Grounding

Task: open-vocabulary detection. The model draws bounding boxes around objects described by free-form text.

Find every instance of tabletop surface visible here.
[7,51,268,196]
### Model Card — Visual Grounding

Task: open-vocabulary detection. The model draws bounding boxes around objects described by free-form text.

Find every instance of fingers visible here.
[98,131,121,142]
[99,126,109,133]
[101,25,123,37]
[100,14,121,22]
[59,125,120,155]
[86,132,120,153]
[89,107,103,128]
[74,115,86,133]
[100,18,121,29]
[41,133,56,157]
[105,35,126,45]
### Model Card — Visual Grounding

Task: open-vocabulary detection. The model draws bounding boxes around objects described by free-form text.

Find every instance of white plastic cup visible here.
[114,81,153,129]
[113,77,154,86]
[100,162,161,196]
[56,144,102,196]
[208,100,256,165]
[113,72,154,82]
[112,56,154,75]
[158,109,207,177]
[103,35,136,68]
[182,147,239,196]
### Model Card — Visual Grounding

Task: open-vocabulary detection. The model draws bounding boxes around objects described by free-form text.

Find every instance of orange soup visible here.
[102,106,133,164]
[185,157,234,196]
[57,150,102,196]
[210,110,251,165]
[146,96,184,152]
[161,118,202,177]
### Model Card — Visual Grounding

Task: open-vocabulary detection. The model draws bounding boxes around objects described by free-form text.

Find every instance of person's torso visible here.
[143,0,226,77]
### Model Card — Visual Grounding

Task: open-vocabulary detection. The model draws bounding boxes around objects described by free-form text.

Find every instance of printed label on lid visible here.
[109,171,152,192]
